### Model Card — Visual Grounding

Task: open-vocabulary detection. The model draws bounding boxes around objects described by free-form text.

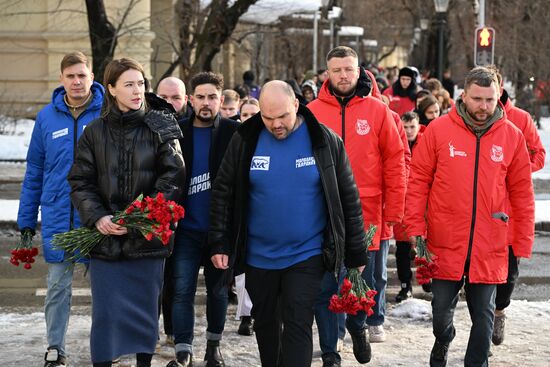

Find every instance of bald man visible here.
[208,81,368,367]
[157,76,189,118]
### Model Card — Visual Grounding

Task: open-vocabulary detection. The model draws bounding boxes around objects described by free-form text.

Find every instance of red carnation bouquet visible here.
[414,236,439,285]
[9,229,39,270]
[328,224,378,316]
[52,193,184,261]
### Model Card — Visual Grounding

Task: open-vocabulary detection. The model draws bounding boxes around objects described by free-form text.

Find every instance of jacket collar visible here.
[318,67,372,107]
[52,81,105,114]
[238,104,326,148]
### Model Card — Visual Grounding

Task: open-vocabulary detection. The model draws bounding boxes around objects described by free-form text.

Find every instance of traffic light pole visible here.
[478,0,485,27]
[437,13,446,81]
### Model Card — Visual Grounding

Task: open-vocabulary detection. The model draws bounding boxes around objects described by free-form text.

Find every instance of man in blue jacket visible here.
[17,51,104,367]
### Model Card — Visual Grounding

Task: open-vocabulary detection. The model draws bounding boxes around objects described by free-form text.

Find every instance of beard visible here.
[195,108,215,123]
[466,106,492,124]
[329,80,356,97]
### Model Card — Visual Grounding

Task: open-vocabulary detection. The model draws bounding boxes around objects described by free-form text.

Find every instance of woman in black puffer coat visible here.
[68,58,185,367]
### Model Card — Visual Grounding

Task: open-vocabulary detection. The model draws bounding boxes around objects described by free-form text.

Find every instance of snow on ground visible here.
[1,299,549,366]
[0,117,33,160]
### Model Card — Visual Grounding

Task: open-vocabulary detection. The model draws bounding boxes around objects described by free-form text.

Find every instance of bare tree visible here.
[158,0,259,83]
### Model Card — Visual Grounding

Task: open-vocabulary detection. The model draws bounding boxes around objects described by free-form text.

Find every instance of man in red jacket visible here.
[489,67,545,347]
[308,46,406,366]
[405,67,535,367]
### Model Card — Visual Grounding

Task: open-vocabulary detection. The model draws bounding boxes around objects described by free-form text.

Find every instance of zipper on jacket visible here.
[69,117,79,230]
[465,136,481,272]
[341,107,346,144]
[314,148,341,280]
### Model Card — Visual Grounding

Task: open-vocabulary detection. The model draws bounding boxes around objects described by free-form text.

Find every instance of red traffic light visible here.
[474,26,495,66]
[477,27,494,48]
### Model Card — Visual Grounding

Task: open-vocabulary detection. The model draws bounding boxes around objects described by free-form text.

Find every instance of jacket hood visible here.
[317,67,372,106]
[365,69,382,99]
[52,81,104,114]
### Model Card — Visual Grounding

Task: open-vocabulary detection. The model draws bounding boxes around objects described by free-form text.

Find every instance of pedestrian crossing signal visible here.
[474,27,495,66]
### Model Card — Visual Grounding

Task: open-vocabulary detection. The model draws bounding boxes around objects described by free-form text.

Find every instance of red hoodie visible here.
[308,72,406,249]
[404,105,534,283]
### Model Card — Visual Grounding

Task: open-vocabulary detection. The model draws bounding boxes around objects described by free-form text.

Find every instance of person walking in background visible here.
[208,80,369,367]
[308,46,406,365]
[220,89,241,120]
[68,58,185,367]
[405,66,535,367]
[156,75,191,347]
[417,94,441,127]
[242,70,261,99]
[489,66,545,348]
[239,98,260,122]
[232,96,260,336]
[157,76,191,121]
[383,66,418,116]
[166,72,239,367]
[17,51,104,367]
[393,111,423,302]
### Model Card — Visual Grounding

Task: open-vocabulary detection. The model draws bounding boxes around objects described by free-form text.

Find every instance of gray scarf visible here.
[456,98,503,138]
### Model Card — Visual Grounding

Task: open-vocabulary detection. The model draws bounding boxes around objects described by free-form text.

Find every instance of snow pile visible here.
[0,116,34,160]
[389,298,432,321]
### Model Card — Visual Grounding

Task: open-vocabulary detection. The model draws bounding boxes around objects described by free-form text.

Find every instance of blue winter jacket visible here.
[17,81,104,263]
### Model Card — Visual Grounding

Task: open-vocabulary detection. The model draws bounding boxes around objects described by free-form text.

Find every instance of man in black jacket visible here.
[166,72,239,367]
[208,81,369,367]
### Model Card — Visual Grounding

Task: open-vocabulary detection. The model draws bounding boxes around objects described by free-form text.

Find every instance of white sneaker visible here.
[368,325,386,343]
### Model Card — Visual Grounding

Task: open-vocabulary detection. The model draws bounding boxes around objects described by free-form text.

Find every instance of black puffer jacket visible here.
[208,104,368,278]
[68,94,186,260]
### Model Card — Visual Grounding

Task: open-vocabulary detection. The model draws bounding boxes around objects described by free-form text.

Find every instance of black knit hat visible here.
[399,67,416,79]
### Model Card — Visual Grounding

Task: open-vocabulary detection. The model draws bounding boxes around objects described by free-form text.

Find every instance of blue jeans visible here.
[431,278,496,367]
[314,269,346,360]
[45,261,82,357]
[171,229,228,354]
[347,239,389,331]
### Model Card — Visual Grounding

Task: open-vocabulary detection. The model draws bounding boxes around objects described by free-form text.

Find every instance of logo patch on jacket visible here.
[251,156,270,170]
[490,144,504,162]
[295,156,315,168]
[448,142,467,157]
[356,119,370,135]
[52,128,68,139]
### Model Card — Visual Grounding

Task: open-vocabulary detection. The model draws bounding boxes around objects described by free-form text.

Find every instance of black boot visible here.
[238,316,254,336]
[430,340,449,366]
[136,353,153,367]
[348,329,372,364]
[166,351,193,367]
[204,340,225,367]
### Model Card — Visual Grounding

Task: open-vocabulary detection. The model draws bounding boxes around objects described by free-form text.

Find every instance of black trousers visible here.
[495,246,519,311]
[246,255,324,367]
[161,259,174,335]
[395,240,414,288]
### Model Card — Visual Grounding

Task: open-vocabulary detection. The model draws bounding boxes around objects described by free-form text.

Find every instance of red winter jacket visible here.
[503,95,545,172]
[382,87,416,117]
[394,131,424,242]
[404,104,534,283]
[502,93,545,248]
[308,73,406,249]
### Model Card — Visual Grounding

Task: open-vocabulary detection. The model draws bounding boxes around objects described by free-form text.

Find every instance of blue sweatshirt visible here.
[247,121,327,269]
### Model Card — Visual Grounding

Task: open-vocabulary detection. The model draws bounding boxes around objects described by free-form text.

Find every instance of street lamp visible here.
[313,0,331,71]
[433,0,450,81]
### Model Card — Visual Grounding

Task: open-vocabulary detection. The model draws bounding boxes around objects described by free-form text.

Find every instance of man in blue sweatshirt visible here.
[208,81,369,367]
